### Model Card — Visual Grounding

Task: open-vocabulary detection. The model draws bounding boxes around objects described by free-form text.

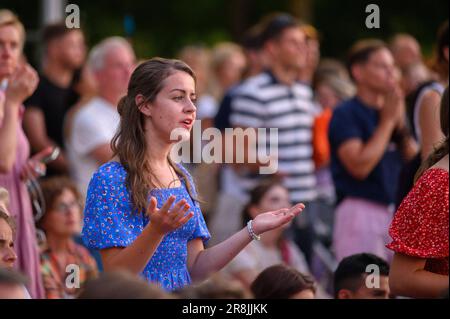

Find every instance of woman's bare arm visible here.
[187,203,305,282]
[389,252,448,298]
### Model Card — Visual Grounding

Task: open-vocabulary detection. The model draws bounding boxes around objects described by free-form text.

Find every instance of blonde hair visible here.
[0,9,25,46]
[211,42,243,72]
[0,187,9,210]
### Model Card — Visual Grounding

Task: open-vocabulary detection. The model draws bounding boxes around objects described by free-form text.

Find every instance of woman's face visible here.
[43,188,82,238]
[218,52,246,89]
[0,218,16,269]
[142,70,197,143]
[316,83,340,110]
[250,185,291,218]
[0,25,22,79]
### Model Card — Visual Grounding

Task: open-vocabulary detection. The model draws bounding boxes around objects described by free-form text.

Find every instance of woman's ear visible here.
[135,94,152,117]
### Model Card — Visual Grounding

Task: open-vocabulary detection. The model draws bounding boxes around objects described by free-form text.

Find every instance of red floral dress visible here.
[387,168,449,275]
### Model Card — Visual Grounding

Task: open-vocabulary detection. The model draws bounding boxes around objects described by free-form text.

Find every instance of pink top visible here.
[0,90,45,298]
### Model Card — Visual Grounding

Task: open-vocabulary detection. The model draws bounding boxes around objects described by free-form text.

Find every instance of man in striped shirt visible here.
[228,14,318,262]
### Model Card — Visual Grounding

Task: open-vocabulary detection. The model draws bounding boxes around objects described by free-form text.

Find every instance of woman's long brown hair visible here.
[111,57,198,213]
[415,86,449,182]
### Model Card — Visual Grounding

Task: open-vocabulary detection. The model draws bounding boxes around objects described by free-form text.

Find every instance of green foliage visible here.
[2,0,448,63]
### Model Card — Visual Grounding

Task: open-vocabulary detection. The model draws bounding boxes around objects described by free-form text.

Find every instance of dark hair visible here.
[347,39,388,79]
[241,23,264,51]
[78,271,172,299]
[42,22,81,46]
[241,176,285,227]
[175,274,251,299]
[111,57,198,213]
[259,13,300,45]
[251,264,316,299]
[415,86,449,182]
[333,253,390,298]
[0,208,16,235]
[432,20,449,80]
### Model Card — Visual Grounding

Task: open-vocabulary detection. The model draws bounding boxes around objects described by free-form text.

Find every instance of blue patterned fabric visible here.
[82,161,210,291]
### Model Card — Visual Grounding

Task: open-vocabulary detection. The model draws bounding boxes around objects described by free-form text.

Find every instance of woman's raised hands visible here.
[146,195,194,236]
[251,203,305,235]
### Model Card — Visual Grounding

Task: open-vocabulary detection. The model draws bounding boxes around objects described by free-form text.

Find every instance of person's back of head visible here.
[78,270,173,299]
[175,274,252,299]
[333,253,390,299]
[250,264,316,299]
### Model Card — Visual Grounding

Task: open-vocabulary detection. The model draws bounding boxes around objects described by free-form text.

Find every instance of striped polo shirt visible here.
[229,70,318,203]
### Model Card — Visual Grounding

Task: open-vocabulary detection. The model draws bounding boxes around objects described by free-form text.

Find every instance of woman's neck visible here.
[46,233,72,253]
[145,130,172,169]
[433,153,449,172]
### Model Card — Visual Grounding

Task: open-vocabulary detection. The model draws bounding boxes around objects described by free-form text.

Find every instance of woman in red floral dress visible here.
[387,87,449,298]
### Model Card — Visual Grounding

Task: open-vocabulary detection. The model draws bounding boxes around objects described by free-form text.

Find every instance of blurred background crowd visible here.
[0,0,448,299]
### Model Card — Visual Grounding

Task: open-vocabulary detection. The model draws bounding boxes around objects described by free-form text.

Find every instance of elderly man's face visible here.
[95,46,135,97]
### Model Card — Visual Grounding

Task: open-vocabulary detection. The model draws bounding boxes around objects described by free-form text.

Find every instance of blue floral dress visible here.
[81,161,210,291]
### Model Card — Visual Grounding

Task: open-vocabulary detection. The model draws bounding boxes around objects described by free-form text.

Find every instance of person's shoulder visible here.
[330,98,355,118]
[93,161,126,183]
[234,72,273,96]
[419,168,449,186]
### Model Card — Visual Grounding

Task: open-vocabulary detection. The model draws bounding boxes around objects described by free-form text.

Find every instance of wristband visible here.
[247,220,261,241]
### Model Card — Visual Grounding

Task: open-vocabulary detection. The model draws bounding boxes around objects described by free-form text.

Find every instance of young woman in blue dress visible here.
[82,57,305,291]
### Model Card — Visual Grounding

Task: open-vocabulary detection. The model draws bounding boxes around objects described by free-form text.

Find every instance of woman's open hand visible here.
[252,203,305,235]
[146,195,194,236]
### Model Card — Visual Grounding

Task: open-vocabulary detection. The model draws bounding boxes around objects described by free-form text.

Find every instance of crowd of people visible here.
[0,8,448,299]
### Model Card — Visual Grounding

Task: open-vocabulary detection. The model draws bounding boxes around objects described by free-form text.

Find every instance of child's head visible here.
[334,253,390,299]
[251,264,316,299]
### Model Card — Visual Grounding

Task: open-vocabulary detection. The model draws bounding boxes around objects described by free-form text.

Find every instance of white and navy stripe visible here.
[229,71,317,202]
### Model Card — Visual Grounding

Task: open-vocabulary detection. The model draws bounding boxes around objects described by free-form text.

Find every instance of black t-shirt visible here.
[24,74,80,148]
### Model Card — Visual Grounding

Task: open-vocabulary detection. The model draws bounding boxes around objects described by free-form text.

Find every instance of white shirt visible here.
[66,97,120,197]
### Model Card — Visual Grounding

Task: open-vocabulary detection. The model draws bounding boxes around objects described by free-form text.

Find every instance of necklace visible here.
[152,162,180,189]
